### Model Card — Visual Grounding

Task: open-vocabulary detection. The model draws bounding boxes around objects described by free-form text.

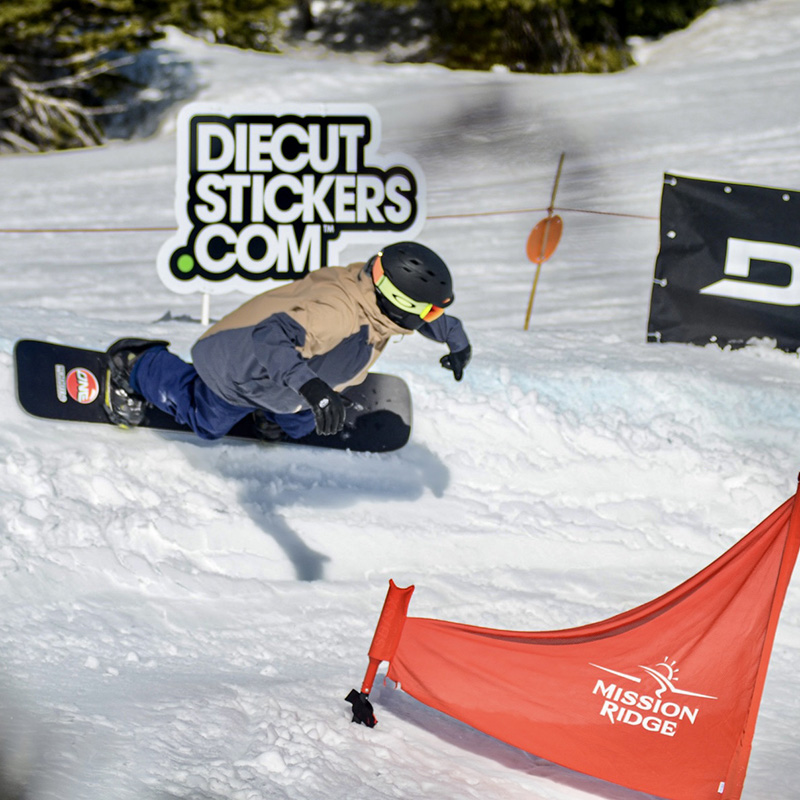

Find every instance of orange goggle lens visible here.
[422,305,445,322]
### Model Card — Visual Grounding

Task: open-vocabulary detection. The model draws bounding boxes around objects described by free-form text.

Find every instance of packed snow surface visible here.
[2,0,800,797]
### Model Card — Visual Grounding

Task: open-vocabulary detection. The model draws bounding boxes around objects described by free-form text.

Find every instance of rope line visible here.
[554,206,658,221]
[0,226,176,233]
[0,205,658,234]
[428,207,548,220]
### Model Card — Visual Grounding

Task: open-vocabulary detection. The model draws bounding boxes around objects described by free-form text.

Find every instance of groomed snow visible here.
[1,1,799,797]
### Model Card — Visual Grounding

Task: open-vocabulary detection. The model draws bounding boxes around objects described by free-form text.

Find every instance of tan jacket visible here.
[191,262,411,412]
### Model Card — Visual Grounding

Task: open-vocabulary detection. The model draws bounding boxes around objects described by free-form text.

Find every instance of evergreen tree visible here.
[0,0,289,154]
[0,1,166,152]
[364,0,717,73]
[611,0,717,39]
[0,0,717,153]
[172,0,289,50]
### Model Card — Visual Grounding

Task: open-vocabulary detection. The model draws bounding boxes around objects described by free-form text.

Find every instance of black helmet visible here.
[369,242,454,330]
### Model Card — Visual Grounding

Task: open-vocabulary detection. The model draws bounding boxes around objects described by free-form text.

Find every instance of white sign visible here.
[158,103,426,295]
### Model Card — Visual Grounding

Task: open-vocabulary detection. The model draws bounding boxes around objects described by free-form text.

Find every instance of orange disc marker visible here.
[526,214,563,263]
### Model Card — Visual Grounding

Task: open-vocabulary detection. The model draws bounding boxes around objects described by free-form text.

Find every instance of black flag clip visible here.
[345,689,377,727]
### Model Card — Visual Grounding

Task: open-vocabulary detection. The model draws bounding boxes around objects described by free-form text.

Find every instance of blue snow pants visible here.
[130,347,316,441]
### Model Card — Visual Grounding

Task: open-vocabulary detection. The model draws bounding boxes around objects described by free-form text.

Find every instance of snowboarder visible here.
[103,241,472,441]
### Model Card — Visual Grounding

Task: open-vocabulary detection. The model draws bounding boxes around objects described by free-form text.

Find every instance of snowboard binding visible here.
[103,338,168,428]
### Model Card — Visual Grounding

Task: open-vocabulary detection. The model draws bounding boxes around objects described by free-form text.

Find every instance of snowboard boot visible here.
[252,410,286,442]
[103,338,169,428]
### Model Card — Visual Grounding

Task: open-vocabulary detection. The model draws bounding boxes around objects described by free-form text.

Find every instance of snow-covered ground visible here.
[2,0,800,797]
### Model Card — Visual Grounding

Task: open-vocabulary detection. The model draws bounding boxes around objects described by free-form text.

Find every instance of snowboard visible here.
[14,340,412,453]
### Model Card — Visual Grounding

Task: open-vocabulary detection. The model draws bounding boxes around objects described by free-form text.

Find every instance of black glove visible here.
[298,377,346,435]
[440,344,472,382]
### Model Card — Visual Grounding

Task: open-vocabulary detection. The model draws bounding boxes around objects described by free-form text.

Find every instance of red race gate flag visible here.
[353,483,800,800]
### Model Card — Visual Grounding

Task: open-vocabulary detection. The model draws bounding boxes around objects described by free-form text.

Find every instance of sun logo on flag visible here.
[641,658,686,697]
[591,658,718,701]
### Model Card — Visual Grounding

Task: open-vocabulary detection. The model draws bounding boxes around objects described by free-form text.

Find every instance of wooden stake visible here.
[524,153,565,331]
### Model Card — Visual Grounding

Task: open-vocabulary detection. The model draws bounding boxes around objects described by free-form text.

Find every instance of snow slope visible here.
[1,0,800,797]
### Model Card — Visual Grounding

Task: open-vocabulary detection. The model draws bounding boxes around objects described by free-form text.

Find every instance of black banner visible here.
[647,174,800,350]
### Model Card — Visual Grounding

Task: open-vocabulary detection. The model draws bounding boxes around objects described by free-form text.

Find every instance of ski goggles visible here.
[371,253,450,323]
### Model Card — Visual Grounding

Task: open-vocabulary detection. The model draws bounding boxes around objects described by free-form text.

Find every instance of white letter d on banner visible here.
[700,238,800,306]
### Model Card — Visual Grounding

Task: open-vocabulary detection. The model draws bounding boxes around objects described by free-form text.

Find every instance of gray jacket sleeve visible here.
[417,314,470,353]
[251,313,319,392]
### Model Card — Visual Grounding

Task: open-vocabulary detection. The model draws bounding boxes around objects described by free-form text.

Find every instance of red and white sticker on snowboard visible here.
[56,364,100,404]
